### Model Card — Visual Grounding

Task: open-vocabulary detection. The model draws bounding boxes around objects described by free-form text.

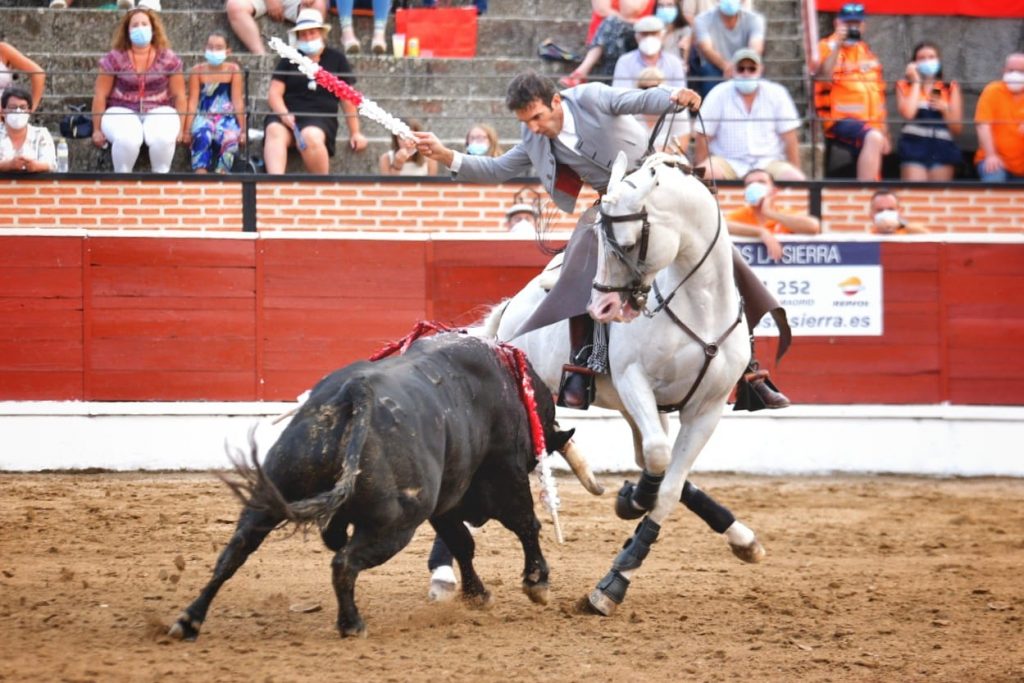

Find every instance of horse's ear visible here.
[609,151,628,191]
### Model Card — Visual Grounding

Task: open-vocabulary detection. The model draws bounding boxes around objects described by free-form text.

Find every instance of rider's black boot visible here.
[558,314,596,409]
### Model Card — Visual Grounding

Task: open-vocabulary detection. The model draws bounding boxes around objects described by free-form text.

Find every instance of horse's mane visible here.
[603,152,693,206]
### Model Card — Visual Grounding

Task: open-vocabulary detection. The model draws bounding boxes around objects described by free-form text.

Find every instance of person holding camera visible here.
[813,3,888,181]
[895,42,963,181]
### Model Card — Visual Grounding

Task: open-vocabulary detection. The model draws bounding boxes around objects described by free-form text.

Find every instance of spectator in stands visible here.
[612,16,686,89]
[560,0,650,87]
[0,42,45,112]
[505,201,540,236]
[464,123,502,158]
[656,0,691,64]
[332,0,388,55]
[868,189,928,234]
[680,0,751,28]
[0,86,56,173]
[264,9,366,174]
[50,0,160,9]
[726,168,820,260]
[695,48,803,181]
[91,7,186,174]
[379,119,437,175]
[584,0,655,46]
[225,0,327,55]
[895,42,963,181]
[814,3,888,181]
[183,30,246,174]
[635,66,690,154]
[974,53,1024,183]
[689,0,764,98]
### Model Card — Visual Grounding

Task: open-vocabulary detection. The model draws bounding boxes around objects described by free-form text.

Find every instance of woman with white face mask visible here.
[263,9,367,174]
[91,8,186,173]
[896,42,963,181]
[0,86,56,173]
[183,30,246,174]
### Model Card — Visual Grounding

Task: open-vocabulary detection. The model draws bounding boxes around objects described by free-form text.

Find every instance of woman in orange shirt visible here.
[896,42,963,181]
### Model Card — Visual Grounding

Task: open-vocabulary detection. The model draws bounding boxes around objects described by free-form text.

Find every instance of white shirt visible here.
[0,123,56,171]
[697,79,799,170]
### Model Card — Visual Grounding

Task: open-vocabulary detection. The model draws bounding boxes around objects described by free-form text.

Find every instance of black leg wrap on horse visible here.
[615,470,663,520]
[612,516,661,572]
[595,569,630,605]
[681,481,735,534]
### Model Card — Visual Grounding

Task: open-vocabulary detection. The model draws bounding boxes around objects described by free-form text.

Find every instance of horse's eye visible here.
[621,242,637,253]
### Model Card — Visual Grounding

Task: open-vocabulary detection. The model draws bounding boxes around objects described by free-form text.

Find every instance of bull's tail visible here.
[221,379,374,531]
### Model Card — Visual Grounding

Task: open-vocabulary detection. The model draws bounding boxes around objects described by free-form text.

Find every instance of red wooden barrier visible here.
[1,235,1021,405]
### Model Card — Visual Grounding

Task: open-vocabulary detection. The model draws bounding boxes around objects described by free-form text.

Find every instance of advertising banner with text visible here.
[739,241,883,337]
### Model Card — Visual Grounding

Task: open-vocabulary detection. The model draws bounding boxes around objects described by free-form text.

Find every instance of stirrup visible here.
[557,364,596,410]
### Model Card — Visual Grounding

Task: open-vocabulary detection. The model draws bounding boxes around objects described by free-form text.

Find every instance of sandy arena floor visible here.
[1,472,1022,682]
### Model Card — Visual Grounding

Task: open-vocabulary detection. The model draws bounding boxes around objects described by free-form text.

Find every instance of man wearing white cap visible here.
[695,48,804,180]
[504,202,540,236]
[612,15,686,90]
[225,0,327,55]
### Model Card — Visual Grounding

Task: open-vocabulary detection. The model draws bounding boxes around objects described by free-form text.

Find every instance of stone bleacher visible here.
[3,0,815,175]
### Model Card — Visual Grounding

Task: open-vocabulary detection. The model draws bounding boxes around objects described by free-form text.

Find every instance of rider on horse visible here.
[414,71,790,411]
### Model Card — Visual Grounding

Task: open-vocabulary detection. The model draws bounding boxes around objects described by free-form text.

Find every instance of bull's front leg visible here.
[490,480,550,606]
[169,506,280,640]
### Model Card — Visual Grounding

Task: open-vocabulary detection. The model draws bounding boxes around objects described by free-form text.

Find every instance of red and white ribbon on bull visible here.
[267,36,414,143]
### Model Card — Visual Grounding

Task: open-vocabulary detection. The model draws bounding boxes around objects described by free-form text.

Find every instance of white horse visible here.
[483,151,763,615]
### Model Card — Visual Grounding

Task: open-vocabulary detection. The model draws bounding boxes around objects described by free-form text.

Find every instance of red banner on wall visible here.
[816,0,1024,18]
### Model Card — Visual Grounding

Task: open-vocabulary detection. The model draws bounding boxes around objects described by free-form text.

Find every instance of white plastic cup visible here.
[392,33,406,58]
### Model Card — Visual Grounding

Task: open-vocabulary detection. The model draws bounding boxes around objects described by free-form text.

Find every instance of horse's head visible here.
[589,152,684,324]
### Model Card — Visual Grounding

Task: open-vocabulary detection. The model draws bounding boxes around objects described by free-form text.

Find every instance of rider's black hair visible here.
[505,71,559,112]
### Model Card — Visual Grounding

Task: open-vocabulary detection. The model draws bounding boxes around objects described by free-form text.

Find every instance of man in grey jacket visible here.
[414,71,789,410]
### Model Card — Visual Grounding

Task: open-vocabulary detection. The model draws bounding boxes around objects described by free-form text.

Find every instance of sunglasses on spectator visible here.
[842,3,864,11]
[735,64,759,74]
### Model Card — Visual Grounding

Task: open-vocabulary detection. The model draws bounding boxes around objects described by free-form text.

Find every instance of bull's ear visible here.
[608,151,628,191]
[547,427,575,454]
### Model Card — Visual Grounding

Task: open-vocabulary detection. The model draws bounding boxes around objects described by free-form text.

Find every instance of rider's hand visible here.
[413,131,449,161]
[670,87,701,112]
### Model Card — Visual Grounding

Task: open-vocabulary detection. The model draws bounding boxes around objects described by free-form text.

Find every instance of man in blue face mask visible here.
[689,0,765,99]
[695,48,805,181]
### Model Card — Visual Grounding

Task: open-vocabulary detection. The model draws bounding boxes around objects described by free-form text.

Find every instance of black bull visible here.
[169,333,573,639]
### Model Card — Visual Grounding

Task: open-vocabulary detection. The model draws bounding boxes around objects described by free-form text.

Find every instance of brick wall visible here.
[1,178,1021,234]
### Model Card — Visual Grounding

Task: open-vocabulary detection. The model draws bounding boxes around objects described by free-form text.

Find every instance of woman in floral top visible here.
[91,7,185,173]
[0,86,55,173]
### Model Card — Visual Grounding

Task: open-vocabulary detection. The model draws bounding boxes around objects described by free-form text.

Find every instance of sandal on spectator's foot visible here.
[341,28,361,54]
[371,30,387,55]
[49,0,67,7]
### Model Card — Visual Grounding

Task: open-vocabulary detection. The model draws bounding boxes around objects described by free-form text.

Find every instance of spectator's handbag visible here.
[59,104,93,139]
[394,6,477,58]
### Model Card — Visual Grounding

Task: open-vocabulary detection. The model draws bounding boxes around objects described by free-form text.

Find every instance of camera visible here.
[845,26,861,42]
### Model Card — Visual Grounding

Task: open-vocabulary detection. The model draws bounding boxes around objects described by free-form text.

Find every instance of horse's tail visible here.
[221,379,373,531]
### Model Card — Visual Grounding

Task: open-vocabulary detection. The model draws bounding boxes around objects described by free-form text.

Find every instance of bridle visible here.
[591,165,723,318]
[591,187,653,311]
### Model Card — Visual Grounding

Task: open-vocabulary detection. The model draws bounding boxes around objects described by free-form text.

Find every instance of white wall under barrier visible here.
[1,402,1021,477]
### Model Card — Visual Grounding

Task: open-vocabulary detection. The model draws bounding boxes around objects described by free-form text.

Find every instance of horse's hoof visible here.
[168,614,200,641]
[339,621,367,639]
[523,581,550,606]
[614,481,647,520]
[427,565,458,602]
[463,589,493,609]
[730,538,766,564]
[586,589,618,617]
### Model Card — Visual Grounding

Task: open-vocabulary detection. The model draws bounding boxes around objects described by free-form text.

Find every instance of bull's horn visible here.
[559,439,604,496]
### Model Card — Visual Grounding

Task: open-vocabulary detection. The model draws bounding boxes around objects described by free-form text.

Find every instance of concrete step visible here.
[59,134,493,176]
[0,8,590,58]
